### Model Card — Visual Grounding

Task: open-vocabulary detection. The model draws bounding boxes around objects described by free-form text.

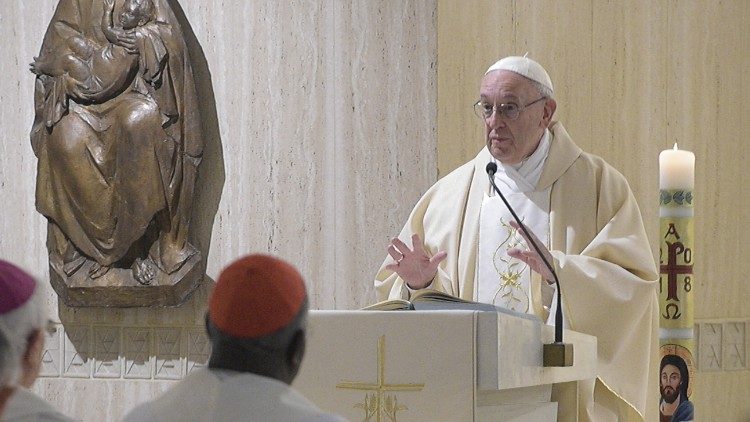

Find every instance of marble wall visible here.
[436,0,750,420]
[0,0,436,420]
[3,0,748,420]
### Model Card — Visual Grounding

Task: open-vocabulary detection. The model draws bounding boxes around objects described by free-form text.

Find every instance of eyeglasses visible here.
[473,97,547,121]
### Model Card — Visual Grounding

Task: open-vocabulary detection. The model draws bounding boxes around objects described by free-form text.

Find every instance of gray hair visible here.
[0,284,47,386]
[528,78,554,100]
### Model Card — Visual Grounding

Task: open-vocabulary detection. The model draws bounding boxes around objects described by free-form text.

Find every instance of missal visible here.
[363,289,497,312]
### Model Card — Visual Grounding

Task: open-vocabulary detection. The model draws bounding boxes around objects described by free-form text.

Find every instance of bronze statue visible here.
[30,0,205,306]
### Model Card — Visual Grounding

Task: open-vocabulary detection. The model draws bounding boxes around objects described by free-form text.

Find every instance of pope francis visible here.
[375,56,659,421]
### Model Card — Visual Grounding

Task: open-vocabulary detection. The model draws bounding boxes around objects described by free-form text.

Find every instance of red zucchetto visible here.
[209,254,307,339]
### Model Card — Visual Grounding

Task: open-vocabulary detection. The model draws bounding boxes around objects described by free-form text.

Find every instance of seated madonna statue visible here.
[30,0,204,297]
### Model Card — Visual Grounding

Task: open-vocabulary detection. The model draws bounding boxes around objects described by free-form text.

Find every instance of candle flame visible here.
[673,143,678,150]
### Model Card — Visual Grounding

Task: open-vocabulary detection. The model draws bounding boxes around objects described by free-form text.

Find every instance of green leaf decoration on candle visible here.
[660,190,694,207]
[673,191,685,205]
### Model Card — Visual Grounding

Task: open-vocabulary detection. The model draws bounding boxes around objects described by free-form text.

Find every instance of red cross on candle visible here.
[660,241,692,301]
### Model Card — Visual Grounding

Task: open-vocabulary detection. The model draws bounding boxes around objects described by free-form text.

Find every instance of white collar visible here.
[493,129,551,192]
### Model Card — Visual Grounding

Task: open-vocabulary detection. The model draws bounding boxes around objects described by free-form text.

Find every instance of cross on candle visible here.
[660,240,692,301]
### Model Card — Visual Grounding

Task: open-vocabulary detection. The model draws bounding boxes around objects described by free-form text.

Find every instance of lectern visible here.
[294,309,596,421]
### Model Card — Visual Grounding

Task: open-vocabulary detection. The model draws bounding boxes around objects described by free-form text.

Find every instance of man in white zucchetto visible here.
[374,55,659,421]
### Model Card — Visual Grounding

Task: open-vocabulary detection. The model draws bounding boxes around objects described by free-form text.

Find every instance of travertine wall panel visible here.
[436,1,510,173]
[590,0,667,248]
[3,0,748,420]
[664,2,750,419]
[666,0,746,319]
[0,0,436,420]
[513,0,594,153]
[436,0,750,420]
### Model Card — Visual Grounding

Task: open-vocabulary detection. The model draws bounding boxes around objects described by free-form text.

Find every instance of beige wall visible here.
[0,0,436,420]
[437,0,749,420]
[1,0,747,420]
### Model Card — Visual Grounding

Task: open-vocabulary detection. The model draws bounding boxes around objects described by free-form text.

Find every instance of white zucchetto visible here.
[485,54,554,94]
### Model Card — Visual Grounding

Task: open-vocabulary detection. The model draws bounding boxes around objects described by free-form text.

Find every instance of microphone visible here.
[485,162,572,366]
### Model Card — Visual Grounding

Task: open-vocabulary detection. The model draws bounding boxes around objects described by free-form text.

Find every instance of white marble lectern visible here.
[294,309,596,421]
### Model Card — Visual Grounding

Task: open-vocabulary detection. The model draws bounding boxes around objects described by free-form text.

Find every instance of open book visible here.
[363,289,497,312]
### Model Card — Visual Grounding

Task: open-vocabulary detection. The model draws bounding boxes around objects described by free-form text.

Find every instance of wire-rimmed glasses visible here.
[473,97,546,121]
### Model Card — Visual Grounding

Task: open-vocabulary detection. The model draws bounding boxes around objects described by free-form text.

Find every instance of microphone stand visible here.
[486,162,572,367]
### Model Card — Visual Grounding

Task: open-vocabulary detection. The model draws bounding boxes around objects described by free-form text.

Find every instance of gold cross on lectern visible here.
[336,335,425,422]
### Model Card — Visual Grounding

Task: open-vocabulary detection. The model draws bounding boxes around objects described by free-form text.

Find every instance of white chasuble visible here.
[376,122,659,420]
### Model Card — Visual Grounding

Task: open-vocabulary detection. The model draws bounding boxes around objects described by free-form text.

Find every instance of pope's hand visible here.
[506,220,555,284]
[385,234,447,290]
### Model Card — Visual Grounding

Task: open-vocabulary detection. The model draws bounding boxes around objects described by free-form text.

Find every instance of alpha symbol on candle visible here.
[664,223,681,240]
[661,240,692,301]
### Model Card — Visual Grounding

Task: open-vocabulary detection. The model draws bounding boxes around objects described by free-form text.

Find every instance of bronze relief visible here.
[30,0,206,307]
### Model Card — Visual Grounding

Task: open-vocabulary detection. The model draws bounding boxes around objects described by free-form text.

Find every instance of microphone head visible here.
[486,162,498,176]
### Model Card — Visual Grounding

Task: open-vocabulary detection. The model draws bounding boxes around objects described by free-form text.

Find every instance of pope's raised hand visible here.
[384,233,447,290]
[506,220,555,283]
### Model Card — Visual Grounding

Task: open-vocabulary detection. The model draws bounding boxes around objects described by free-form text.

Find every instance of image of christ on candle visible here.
[659,352,694,422]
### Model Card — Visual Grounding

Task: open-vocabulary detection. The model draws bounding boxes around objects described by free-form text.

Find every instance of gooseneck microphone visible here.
[485,162,568,360]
